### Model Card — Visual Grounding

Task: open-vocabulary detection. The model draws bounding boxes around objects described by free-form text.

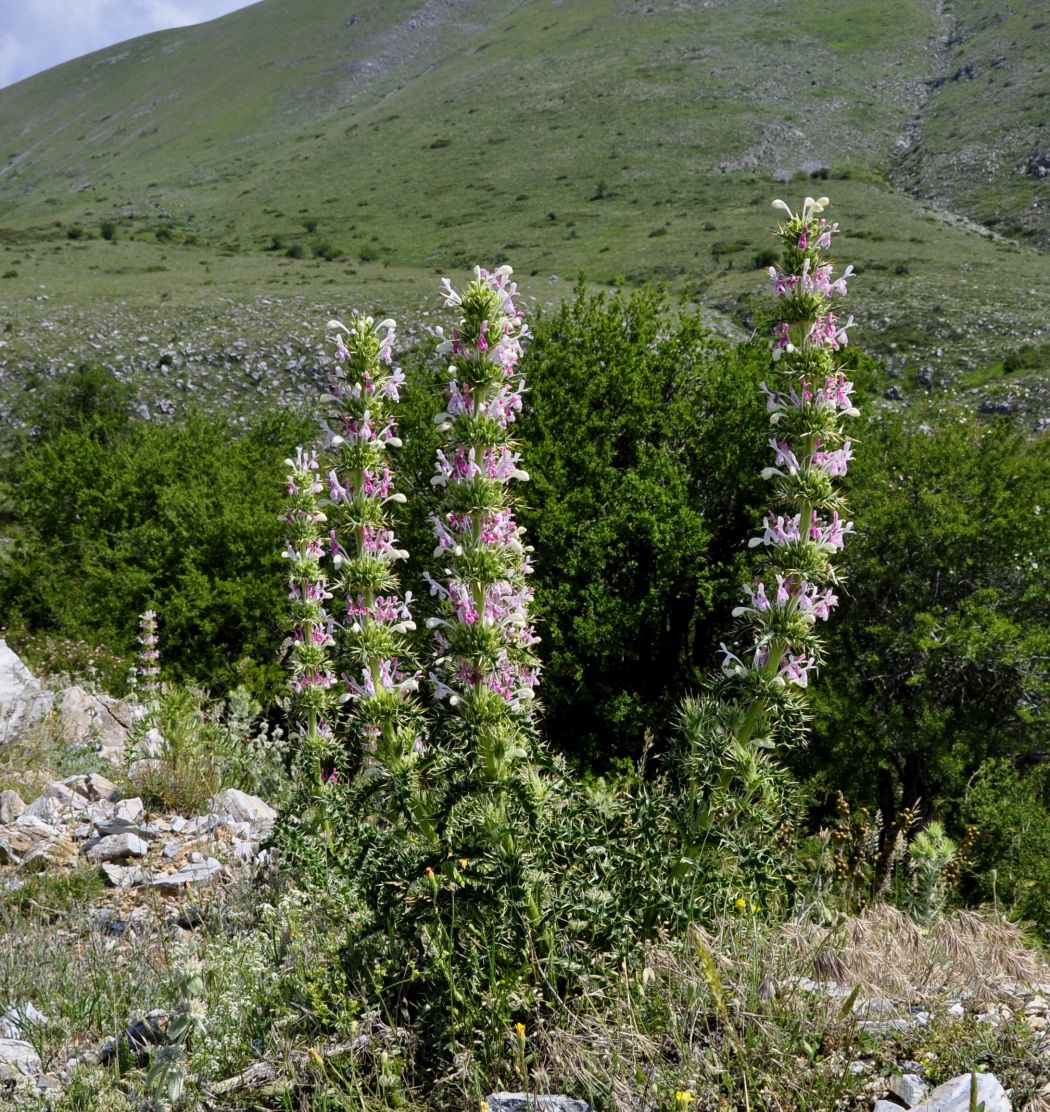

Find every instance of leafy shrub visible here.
[960,759,1050,938]
[128,683,288,811]
[0,368,315,702]
[801,411,1050,900]
[509,286,771,765]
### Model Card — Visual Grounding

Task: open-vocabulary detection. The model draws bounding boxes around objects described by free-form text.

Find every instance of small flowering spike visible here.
[137,609,161,698]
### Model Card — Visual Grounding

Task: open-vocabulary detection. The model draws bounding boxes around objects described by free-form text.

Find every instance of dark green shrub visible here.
[802,412,1050,844]
[511,287,772,765]
[0,370,315,701]
[960,759,1050,938]
[99,220,116,241]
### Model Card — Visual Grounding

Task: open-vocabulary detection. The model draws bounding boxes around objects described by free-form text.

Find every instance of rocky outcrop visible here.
[0,641,52,745]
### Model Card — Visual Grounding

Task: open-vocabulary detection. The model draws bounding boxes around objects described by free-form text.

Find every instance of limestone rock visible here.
[0,1004,49,1039]
[100,862,149,888]
[0,641,52,745]
[23,782,90,821]
[0,816,61,864]
[910,1073,1011,1112]
[209,788,276,828]
[55,686,132,761]
[152,858,223,890]
[62,773,120,802]
[485,1096,591,1112]
[0,1038,42,1076]
[890,1072,928,1107]
[86,833,149,863]
[0,789,25,824]
[20,834,79,871]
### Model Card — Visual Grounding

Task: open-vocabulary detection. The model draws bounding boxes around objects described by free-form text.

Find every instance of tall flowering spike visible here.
[325,313,422,774]
[725,197,859,744]
[137,609,161,699]
[283,445,337,779]
[427,265,540,779]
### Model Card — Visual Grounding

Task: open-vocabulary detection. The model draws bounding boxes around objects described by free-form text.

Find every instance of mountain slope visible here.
[0,0,1047,418]
[894,0,1050,245]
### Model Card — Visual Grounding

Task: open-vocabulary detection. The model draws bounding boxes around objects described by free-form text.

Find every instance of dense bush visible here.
[0,366,315,699]
[804,411,1050,897]
[511,287,773,765]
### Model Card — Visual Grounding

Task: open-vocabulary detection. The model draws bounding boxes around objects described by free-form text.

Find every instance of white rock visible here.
[100,862,148,888]
[62,773,119,802]
[0,790,25,824]
[0,1004,49,1039]
[152,860,223,890]
[162,841,179,859]
[116,797,144,823]
[0,641,52,744]
[23,783,90,820]
[20,796,64,824]
[0,816,61,864]
[485,1096,590,1112]
[86,833,149,862]
[20,835,78,871]
[0,1038,42,1076]
[136,728,165,758]
[890,1072,928,1107]
[209,788,276,827]
[910,1072,1010,1112]
[56,686,131,761]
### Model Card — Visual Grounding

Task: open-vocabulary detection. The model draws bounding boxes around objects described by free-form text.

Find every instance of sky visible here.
[0,1,253,90]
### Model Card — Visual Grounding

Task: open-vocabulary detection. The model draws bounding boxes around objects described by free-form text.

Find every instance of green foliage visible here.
[804,412,1050,823]
[512,286,771,764]
[0,369,316,701]
[127,683,288,812]
[960,759,1050,938]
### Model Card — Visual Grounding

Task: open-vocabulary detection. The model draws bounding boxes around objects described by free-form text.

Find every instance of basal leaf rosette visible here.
[325,314,423,774]
[723,197,859,746]
[426,266,540,778]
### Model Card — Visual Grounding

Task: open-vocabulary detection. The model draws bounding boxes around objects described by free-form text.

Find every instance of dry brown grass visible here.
[522,904,1050,1111]
[782,902,1048,1000]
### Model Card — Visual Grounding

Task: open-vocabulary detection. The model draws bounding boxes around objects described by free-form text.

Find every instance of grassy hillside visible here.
[0,0,1047,419]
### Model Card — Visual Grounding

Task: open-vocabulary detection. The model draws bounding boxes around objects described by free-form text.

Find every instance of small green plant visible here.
[143,954,207,1111]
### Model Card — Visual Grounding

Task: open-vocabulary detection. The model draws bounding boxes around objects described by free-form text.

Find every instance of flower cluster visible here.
[282,446,337,770]
[426,266,540,730]
[137,609,160,697]
[723,197,858,733]
[325,314,421,770]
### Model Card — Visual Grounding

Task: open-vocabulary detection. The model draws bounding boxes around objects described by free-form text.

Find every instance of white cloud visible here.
[0,1,251,89]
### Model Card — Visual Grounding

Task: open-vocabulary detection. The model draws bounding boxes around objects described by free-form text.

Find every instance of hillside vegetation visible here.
[0,0,1048,421]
